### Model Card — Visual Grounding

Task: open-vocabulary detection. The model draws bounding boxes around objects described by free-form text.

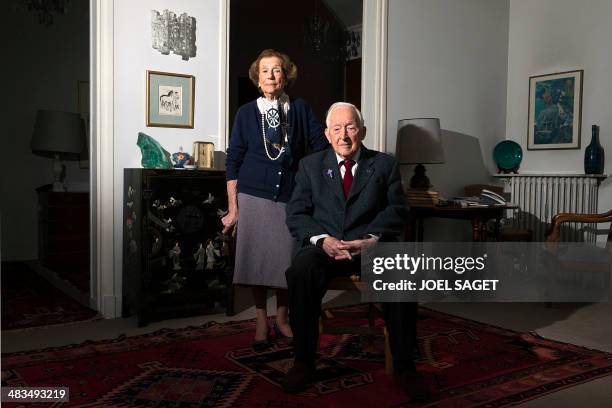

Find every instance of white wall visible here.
[386,0,510,239]
[113,0,223,308]
[0,1,89,261]
[96,0,611,314]
[506,0,612,213]
[387,0,509,180]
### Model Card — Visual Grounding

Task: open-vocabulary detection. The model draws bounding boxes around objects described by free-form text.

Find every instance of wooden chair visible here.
[320,276,394,375]
[546,209,612,243]
[464,184,533,241]
[543,210,612,305]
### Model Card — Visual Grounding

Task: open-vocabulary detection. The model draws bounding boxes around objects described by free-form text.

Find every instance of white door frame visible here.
[219,0,230,152]
[91,0,387,318]
[91,0,116,317]
[362,0,388,152]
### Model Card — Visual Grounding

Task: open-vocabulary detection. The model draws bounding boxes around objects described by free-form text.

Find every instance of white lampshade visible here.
[31,110,85,156]
[395,118,445,164]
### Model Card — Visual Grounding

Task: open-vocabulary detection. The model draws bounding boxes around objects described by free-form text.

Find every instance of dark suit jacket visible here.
[286,146,408,249]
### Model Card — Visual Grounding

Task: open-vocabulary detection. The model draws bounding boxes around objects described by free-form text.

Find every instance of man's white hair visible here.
[325,102,364,128]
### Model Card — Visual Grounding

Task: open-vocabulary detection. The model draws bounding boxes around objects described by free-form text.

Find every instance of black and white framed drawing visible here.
[146,70,195,128]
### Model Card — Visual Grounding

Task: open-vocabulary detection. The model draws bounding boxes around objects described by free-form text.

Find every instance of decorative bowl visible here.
[171,151,191,168]
[493,140,522,172]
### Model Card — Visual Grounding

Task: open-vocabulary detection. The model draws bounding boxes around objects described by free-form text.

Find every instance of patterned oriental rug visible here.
[2,306,611,407]
[1,262,99,331]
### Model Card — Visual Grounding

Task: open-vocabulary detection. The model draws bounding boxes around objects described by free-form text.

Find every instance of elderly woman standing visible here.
[223,49,328,347]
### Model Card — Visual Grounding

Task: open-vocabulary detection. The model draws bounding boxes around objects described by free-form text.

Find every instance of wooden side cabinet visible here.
[122,168,235,326]
[37,187,89,274]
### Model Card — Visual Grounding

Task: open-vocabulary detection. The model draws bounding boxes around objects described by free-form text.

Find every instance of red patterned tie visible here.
[342,160,355,199]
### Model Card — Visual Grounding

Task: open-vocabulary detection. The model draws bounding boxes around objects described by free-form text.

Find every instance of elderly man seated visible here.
[282,102,428,401]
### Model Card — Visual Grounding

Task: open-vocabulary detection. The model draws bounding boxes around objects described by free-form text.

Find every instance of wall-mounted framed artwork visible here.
[151,9,197,61]
[527,69,583,150]
[146,70,195,128]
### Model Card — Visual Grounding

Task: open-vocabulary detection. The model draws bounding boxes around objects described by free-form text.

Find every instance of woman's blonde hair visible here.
[248,49,298,90]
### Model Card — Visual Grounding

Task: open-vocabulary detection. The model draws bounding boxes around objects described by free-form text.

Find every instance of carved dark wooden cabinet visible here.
[37,187,90,282]
[122,169,234,326]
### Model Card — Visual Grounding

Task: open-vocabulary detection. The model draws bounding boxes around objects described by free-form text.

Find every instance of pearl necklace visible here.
[259,94,290,161]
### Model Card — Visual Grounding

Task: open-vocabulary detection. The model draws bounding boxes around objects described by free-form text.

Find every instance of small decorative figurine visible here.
[208,278,226,289]
[161,273,187,294]
[172,146,192,168]
[168,241,182,270]
[152,237,161,255]
[164,217,175,232]
[202,192,216,204]
[129,239,137,254]
[168,196,182,206]
[194,243,206,271]
[221,237,230,257]
[205,239,218,270]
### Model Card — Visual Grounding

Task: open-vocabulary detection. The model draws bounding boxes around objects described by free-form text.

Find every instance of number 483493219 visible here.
[1,387,69,402]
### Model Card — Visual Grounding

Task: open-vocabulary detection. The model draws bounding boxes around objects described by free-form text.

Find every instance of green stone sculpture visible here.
[137,132,173,169]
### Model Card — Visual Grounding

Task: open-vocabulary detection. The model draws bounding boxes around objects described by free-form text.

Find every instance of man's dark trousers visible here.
[285,246,418,373]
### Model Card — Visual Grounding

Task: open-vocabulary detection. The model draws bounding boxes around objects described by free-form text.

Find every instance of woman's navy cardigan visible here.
[226,98,328,203]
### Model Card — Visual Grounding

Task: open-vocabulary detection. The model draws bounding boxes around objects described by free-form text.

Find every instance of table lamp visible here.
[31,110,86,192]
[395,118,445,190]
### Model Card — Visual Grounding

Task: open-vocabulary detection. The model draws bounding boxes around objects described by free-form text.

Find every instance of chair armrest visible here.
[546,210,612,242]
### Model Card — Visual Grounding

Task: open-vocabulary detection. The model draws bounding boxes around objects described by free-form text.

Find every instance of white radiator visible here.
[499,175,603,242]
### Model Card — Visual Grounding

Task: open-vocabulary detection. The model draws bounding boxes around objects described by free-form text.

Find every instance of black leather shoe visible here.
[251,339,271,351]
[274,322,294,345]
[281,361,316,394]
[395,370,431,402]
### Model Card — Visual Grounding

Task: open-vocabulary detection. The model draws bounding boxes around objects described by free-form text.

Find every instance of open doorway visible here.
[227,0,362,314]
[229,0,362,131]
[0,0,95,330]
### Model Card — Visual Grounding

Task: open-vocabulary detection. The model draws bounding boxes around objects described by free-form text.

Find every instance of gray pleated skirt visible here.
[232,193,294,289]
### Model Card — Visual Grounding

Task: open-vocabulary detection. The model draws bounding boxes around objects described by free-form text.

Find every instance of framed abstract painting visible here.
[146,70,195,128]
[527,69,583,150]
